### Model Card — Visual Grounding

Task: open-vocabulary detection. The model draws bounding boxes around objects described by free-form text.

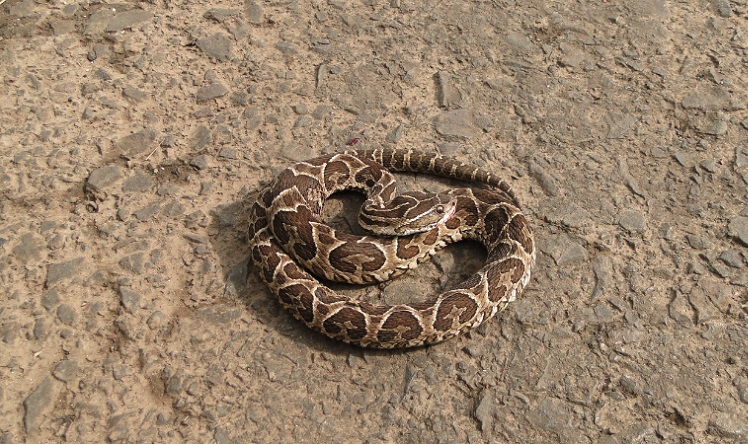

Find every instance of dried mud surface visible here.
[1,0,748,442]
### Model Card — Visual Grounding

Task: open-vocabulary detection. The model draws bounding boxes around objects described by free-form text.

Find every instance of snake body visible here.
[248,148,535,348]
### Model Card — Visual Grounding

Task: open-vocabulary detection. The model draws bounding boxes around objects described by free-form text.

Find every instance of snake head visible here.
[360,191,458,236]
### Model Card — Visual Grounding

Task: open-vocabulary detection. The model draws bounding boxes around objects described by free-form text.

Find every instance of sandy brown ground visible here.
[1,0,747,442]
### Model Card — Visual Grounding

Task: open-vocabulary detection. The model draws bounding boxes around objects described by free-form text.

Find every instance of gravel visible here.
[2,0,747,442]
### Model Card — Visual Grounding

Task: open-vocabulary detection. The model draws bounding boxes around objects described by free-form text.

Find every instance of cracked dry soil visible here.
[1,0,748,442]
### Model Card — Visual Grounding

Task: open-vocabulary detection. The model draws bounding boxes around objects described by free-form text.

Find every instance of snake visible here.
[247,148,535,348]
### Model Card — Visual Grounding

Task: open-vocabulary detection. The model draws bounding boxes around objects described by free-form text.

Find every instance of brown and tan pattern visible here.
[248,148,535,348]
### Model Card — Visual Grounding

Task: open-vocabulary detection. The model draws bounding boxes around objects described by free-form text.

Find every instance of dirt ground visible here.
[1,0,747,442]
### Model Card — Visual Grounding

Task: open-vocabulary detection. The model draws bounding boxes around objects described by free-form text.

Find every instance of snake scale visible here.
[248,148,535,348]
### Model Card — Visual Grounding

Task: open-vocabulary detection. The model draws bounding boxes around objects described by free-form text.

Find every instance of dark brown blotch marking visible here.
[446,196,478,230]
[421,229,439,246]
[433,293,478,331]
[470,187,504,203]
[378,311,423,342]
[329,242,386,273]
[323,307,368,340]
[255,245,280,283]
[260,188,275,207]
[271,206,318,261]
[488,284,508,303]
[271,170,322,200]
[491,258,526,284]
[323,159,353,190]
[483,207,514,246]
[454,273,483,291]
[353,163,382,185]
[488,242,513,261]
[359,302,390,316]
[456,196,479,227]
[315,228,339,246]
[507,215,534,254]
[396,237,420,260]
[282,262,307,280]
[278,283,315,323]
[315,287,347,304]
[316,303,330,317]
[359,213,388,229]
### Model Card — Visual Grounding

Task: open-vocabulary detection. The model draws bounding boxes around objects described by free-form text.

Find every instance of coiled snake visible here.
[248,148,535,348]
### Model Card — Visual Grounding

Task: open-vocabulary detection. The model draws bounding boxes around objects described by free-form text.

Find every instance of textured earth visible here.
[1,0,748,442]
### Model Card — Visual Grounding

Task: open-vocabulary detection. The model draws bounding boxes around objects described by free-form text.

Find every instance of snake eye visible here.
[435,205,444,214]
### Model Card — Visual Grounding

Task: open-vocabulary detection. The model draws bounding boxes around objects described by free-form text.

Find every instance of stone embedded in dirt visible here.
[280,144,314,162]
[205,9,240,22]
[275,42,297,55]
[52,360,79,382]
[196,83,229,102]
[687,287,719,324]
[106,10,154,32]
[619,210,646,233]
[41,289,60,311]
[719,250,745,268]
[9,0,36,17]
[715,0,734,17]
[147,311,167,329]
[115,318,137,341]
[386,123,405,143]
[436,71,462,109]
[527,398,572,435]
[156,183,177,197]
[119,288,142,314]
[113,128,158,159]
[681,85,732,111]
[87,43,110,62]
[45,257,84,288]
[50,19,75,36]
[194,306,242,324]
[192,126,213,149]
[687,234,712,250]
[708,413,748,440]
[541,200,593,228]
[189,154,211,170]
[85,165,123,200]
[196,33,233,60]
[473,390,494,433]
[123,86,148,102]
[0,322,19,344]
[112,364,132,381]
[692,112,729,136]
[122,170,154,193]
[433,109,478,140]
[23,378,57,435]
[33,319,49,340]
[669,294,694,326]
[736,146,748,168]
[245,0,264,24]
[119,252,146,274]
[218,147,238,159]
[700,159,717,173]
[528,161,561,197]
[56,304,77,326]
[12,233,44,263]
[540,234,588,266]
[133,202,162,221]
[728,217,748,246]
